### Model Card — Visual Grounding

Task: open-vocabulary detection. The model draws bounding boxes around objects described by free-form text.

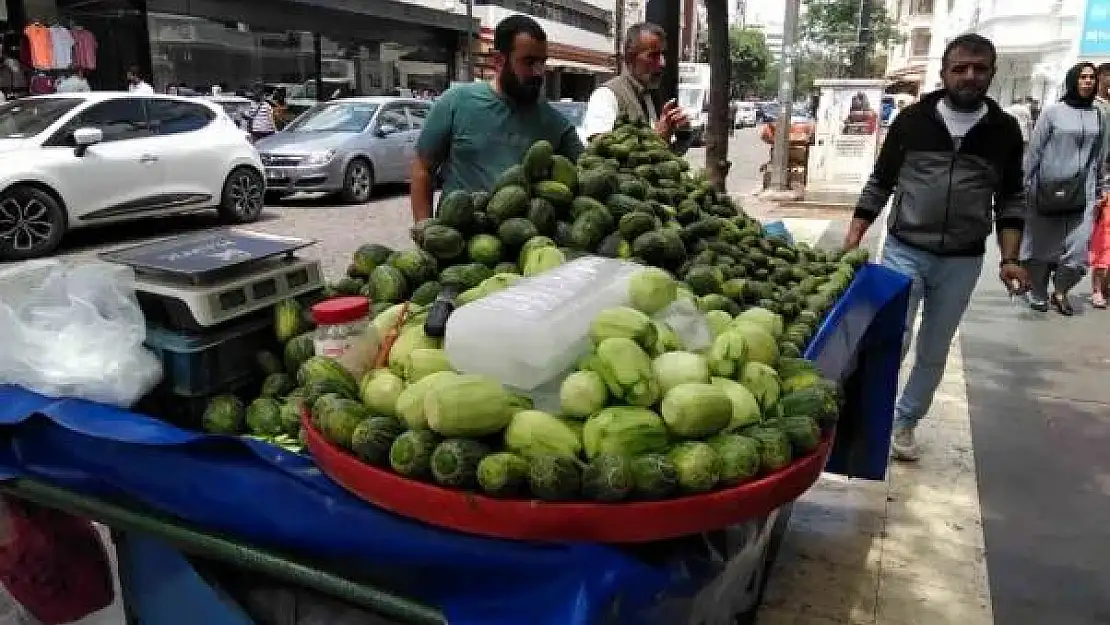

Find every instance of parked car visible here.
[734,101,757,128]
[0,93,265,260]
[254,96,429,203]
[202,94,254,140]
[549,100,587,143]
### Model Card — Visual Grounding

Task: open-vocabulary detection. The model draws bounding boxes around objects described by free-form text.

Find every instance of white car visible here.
[0,92,265,260]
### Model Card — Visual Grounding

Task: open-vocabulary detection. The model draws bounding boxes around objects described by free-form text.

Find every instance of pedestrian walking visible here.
[1022,62,1105,315]
[1004,97,1033,151]
[842,33,1030,461]
[1090,195,1110,308]
[245,83,277,142]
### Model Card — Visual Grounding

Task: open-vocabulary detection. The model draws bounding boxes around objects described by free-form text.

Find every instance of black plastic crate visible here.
[136,375,262,432]
[144,315,279,398]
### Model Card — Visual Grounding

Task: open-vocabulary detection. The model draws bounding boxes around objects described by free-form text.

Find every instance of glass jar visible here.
[311,296,371,360]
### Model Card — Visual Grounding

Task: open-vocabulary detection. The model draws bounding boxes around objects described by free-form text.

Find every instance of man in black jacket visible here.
[842,33,1030,461]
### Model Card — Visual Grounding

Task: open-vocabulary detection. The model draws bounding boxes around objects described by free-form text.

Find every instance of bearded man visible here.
[410,14,584,221]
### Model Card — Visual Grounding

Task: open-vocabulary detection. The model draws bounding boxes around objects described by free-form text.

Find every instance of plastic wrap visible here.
[444,256,642,390]
[0,260,161,408]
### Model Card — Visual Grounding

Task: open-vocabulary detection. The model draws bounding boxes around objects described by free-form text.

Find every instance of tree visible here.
[762,57,819,100]
[799,0,903,78]
[705,0,731,192]
[729,27,772,98]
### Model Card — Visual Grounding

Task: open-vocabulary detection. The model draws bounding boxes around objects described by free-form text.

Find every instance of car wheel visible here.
[340,158,374,204]
[0,185,66,260]
[218,167,265,223]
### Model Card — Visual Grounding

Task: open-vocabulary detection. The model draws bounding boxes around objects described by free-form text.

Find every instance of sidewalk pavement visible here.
[754,217,1110,625]
[754,219,991,625]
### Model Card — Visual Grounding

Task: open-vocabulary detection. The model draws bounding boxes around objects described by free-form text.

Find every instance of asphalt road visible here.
[50,128,771,278]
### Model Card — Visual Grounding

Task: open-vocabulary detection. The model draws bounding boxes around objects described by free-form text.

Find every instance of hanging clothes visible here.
[71,27,96,71]
[23,23,53,70]
[49,25,74,70]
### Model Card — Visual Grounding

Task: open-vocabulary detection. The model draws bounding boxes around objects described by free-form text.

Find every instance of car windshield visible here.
[550,101,585,126]
[285,102,379,132]
[0,98,82,138]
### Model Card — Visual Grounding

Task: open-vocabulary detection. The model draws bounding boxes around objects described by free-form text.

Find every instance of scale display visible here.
[98,229,323,330]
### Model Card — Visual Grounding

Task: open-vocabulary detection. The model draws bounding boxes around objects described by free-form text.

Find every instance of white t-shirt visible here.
[129,80,154,94]
[50,26,74,69]
[937,98,987,149]
[582,85,659,139]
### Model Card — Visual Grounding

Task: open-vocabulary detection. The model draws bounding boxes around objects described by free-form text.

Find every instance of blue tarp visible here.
[0,263,910,625]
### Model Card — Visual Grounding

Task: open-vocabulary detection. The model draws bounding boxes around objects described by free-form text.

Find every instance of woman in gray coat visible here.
[1023,62,1106,315]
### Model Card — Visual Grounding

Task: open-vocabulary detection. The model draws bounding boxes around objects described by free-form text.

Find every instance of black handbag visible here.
[1035,109,1103,216]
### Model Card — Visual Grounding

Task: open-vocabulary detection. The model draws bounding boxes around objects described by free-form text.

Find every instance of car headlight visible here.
[304,150,337,166]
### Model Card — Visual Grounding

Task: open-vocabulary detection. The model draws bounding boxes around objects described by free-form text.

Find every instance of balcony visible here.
[974,0,1076,52]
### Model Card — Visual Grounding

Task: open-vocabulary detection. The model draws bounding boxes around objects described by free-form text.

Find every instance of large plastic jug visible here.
[444,256,642,390]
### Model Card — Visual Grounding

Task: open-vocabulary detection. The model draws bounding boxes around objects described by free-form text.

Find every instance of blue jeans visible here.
[881,236,984,429]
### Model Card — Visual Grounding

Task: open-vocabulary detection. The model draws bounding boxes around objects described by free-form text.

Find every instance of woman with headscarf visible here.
[1022,62,1107,314]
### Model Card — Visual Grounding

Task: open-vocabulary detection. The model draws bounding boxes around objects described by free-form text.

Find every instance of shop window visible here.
[147,13,314,97]
[910,29,931,57]
[146,99,215,135]
[56,98,150,144]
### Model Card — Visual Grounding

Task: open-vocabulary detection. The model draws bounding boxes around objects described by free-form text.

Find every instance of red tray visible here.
[302,411,831,543]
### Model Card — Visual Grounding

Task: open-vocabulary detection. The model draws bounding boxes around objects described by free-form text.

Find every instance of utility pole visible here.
[466,0,475,81]
[851,0,872,78]
[646,0,680,107]
[615,0,626,73]
[771,0,800,190]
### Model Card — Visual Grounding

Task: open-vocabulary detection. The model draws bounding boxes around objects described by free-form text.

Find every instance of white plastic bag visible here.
[0,259,162,408]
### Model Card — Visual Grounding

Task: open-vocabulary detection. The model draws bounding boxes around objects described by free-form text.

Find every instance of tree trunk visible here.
[705,0,731,192]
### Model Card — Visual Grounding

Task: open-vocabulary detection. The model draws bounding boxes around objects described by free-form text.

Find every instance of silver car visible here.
[255,96,429,203]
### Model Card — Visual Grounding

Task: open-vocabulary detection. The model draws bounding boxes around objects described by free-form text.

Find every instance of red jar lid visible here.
[312,296,371,325]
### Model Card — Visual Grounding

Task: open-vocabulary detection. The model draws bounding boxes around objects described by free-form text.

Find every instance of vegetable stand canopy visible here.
[0,263,909,625]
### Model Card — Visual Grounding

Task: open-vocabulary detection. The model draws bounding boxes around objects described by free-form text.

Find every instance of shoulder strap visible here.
[1082,107,1102,175]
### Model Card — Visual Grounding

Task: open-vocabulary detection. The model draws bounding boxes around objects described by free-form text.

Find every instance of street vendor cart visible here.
[0,257,909,625]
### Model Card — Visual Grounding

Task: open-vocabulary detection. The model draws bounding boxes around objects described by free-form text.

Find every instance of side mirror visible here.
[376,124,397,138]
[73,127,103,157]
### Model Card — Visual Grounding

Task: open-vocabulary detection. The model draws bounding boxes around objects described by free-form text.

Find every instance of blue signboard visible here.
[1081,0,1110,55]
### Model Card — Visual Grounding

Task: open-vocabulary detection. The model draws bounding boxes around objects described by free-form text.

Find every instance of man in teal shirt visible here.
[410,15,585,222]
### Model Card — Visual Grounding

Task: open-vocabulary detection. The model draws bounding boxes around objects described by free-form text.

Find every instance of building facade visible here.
[883,0,953,94]
[471,0,616,101]
[886,0,1099,105]
[1,0,475,98]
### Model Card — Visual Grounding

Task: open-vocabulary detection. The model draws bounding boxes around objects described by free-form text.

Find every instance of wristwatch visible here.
[1000,258,1020,268]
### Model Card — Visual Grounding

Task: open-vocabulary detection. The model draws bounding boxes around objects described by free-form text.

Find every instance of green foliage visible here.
[799,0,904,78]
[728,27,772,97]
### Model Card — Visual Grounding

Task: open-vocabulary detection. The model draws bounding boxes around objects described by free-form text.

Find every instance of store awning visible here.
[547,59,614,75]
[886,65,925,82]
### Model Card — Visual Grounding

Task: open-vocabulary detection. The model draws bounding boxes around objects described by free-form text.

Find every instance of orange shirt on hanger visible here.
[23,23,53,70]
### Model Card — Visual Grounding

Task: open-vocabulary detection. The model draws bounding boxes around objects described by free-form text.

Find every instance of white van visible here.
[734,101,757,128]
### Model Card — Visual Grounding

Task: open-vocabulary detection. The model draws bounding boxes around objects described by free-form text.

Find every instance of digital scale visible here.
[99,228,325,331]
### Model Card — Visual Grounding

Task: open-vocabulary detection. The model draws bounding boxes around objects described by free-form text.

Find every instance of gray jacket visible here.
[855,91,1027,257]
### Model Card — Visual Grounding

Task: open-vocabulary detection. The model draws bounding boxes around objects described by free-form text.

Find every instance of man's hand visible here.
[841,217,870,252]
[1000,261,1031,295]
[654,99,689,139]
